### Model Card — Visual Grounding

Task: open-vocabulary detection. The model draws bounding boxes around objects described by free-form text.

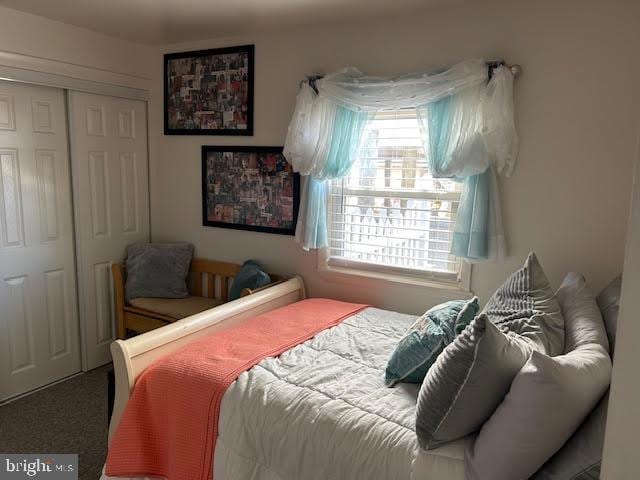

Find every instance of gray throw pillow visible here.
[125,243,194,302]
[483,252,565,356]
[532,275,621,480]
[415,314,533,450]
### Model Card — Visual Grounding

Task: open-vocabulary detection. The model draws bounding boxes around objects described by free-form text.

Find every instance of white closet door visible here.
[69,92,149,370]
[0,81,81,401]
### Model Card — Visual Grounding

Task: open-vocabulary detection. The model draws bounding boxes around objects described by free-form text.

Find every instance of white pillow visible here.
[556,272,609,354]
[464,272,612,480]
[464,345,611,480]
[532,273,617,480]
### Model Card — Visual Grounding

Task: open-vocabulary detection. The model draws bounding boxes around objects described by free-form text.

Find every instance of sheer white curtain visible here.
[284,59,518,260]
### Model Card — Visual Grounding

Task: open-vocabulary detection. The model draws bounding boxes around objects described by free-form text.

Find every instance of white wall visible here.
[0,5,153,78]
[151,0,640,314]
[602,138,640,479]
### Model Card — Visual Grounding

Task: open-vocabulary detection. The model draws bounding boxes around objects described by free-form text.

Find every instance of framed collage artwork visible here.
[202,146,300,235]
[164,45,254,135]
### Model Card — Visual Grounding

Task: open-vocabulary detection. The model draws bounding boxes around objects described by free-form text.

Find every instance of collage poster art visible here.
[202,146,299,235]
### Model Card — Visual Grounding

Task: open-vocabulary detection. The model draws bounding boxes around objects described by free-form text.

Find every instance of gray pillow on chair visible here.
[125,243,194,302]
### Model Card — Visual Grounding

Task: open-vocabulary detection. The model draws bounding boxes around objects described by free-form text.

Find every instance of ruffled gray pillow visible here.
[482,252,565,356]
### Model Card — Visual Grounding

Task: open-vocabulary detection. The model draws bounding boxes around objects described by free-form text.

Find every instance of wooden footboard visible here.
[108,276,306,443]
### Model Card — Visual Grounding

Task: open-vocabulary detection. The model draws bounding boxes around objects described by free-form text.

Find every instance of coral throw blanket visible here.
[105,298,367,480]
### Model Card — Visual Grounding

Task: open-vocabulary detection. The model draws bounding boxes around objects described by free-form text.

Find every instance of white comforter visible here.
[104,307,471,480]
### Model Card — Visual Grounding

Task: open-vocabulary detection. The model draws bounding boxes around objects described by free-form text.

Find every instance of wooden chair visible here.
[112,258,282,339]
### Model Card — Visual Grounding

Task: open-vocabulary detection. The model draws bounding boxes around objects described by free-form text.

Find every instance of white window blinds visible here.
[327,109,463,280]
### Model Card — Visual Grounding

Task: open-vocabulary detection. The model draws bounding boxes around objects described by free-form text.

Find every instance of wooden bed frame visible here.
[108,276,306,443]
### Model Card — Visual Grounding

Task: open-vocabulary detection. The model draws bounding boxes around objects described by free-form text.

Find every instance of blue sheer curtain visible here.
[301,106,370,249]
[452,172,491,259]
[421,93,496,260]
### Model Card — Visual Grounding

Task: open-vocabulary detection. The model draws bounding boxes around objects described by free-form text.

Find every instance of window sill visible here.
[316,261,473,297]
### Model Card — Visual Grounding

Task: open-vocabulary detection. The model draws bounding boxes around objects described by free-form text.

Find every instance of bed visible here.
[103,277,471,480]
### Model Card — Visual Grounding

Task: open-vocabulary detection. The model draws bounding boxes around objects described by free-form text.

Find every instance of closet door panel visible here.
[0,81,81,402]
[69,92,149,370]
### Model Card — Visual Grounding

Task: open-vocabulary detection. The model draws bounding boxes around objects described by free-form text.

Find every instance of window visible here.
[325,109,464,284]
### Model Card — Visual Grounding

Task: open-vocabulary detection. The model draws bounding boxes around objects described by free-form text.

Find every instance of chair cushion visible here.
[125,243,194,302]
[129,296,223,320]
[384,297,479,386]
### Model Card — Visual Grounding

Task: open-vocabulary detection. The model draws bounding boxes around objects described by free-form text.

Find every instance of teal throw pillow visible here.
[385,297,480,387]
[228,260,271,301]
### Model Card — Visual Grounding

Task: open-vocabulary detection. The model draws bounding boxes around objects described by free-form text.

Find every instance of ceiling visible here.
[0,0,471,45]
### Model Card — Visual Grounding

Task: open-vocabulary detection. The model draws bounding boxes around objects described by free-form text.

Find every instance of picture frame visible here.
[202,146,300,235]
[164,45,254,135]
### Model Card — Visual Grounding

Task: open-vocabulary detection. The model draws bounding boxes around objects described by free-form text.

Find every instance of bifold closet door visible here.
[0,81,81,401]
[69,92,149,370]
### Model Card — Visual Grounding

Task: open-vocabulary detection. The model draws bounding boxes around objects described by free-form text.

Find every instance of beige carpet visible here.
[0,365,111,480]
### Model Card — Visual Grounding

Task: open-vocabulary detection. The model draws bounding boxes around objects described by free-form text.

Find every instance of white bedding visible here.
[103,307,471,480]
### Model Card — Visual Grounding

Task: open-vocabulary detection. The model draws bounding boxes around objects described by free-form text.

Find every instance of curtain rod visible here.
[301,60,521,92]
[487,60,522,78]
